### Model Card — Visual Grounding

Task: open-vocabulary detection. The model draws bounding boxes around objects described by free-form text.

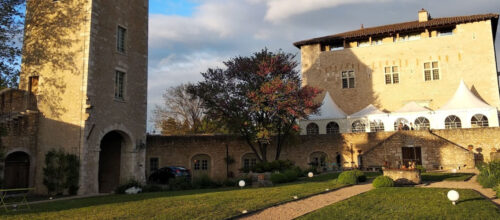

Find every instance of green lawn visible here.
[0,174,343,220]
[299,187,500,220]
[421,172,474,182]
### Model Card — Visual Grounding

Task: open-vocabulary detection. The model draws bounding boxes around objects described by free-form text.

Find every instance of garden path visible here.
[238,182,373,220]
[419,172,500,206]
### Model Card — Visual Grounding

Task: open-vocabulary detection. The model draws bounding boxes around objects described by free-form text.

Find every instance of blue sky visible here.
[149,0,197,16]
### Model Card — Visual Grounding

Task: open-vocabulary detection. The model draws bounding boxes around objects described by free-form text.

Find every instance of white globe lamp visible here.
[308,172,314,178]
[447,190,459,205]
[238,180,246,188]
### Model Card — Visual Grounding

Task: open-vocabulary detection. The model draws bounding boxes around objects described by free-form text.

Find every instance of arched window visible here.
[369,120,385,132]
[445,115,461,129]
[309,151,328,171]
[414,117,430,130]
[306,123,319,135]
[471,114,488,128]
[241,153,258,170]
[352,120,366,133]
[394,118,410,130]
[192,154,211,177]
[326,122,340,134]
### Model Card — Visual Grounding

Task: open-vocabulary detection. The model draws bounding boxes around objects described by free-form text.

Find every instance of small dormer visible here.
[418,9,431,22]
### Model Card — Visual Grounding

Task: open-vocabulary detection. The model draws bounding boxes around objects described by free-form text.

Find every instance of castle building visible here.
[1,0,148,194]
[294,10,500,135]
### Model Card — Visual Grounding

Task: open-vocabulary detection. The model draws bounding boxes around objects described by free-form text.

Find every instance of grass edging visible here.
[225,184,353,220]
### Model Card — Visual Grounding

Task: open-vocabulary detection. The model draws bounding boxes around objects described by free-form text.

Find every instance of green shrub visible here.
[43,149,80,195]
[168,177,192,190]
[353,170,367,182]
[477,161,500,188]
[283,169,299,182]
[416,165,426,173]
[222,179,236,187]
[142,184,163,193]
[270,173,288,184]
[494,184,500,198]
[373,176,394,188]
[337,171,358,185]
[115,179,142,194]
[192,175,219,189]
[248,160,296,173]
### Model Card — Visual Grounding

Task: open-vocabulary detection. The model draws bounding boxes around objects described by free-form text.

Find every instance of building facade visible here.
[295,10,500,135]
[1,0,149,194]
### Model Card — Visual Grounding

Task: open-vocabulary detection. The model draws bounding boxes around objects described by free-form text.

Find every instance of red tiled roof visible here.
[293,13,499,48]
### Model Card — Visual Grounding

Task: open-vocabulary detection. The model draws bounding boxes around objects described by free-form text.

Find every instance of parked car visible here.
[148,166,191,184]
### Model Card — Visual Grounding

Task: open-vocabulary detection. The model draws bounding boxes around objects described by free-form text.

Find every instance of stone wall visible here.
[146,128,499,181]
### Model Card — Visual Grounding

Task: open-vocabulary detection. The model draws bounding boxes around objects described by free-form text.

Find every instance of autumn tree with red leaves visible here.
[188,49,321,162]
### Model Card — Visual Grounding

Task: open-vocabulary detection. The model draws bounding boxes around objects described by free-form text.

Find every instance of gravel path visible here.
[238,182,373,220]
[419,173,500,206]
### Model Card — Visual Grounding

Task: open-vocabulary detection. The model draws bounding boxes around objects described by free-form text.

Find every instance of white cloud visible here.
[263,0,391,23]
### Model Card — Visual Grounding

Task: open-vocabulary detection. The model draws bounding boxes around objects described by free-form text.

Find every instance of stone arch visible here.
[445,115,462,129]
[309,151,328,172]
[191,154,212,178]
[241,153,258,170]
[326,121,340,134]
[98,130,133,193]
[4,151,31,189]
[471,114,488,128]
[306,123,319,135]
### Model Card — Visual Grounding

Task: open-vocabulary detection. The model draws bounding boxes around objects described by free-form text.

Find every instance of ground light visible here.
[239,180,246,188]
[447,190,459,205]
[308,172,314,178]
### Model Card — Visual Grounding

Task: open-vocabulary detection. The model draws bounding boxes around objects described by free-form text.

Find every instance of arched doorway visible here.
[4,152,30,189]
[98,131,124,193]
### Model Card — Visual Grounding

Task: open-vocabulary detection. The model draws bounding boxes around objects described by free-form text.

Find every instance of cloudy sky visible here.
[147,0,500,132]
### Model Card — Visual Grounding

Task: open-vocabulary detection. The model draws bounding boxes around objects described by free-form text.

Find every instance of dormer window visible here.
[371,38,383,46]
[330,42,344,51]
[398,33,421,42]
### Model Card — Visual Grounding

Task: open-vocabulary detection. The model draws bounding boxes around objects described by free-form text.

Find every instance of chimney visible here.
[418,8,430,22]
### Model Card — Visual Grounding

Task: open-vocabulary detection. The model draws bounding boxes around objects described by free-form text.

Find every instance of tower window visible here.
[384,66,399,84]
[114,71,125,100]
[424,61,439,81]
[342,71,355,88]
[28,76,39,94]
[117,26,127,53]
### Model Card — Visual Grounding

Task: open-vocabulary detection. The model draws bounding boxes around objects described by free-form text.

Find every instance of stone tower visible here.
[19,0,148,194]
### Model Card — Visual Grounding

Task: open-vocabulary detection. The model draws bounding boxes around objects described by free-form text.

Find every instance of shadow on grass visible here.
[421,173,475,182]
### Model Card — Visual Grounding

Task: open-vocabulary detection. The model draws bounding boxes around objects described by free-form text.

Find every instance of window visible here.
[342,71,355,88]
[369,120,385,132]
[330,42,344,51]
[306,123,319,135]
[402,147,422,167]
[437,29,453,37]
[117,26,126,53]
[394,118,410,130]
[371,38,383,46]
[414,117,430,130]
[445,115,461,129]
[28,76,39,94]
[471,114,488,128]
[352,120,366,133]
[192,154,210,171]
[384,66,399,84]
[326,122,340,134]
[424,61,439,81]
[114,71,125,100]
[242,153,258,170]
[149,158,159,173]
[358,40,370,47]
[201,160,208,170]
[310,152,327,168]
[398,33,421,42]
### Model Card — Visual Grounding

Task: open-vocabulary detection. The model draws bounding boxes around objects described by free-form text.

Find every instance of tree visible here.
[189,49,322,161]
[152,83,228,135]
[0,0,24,88]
